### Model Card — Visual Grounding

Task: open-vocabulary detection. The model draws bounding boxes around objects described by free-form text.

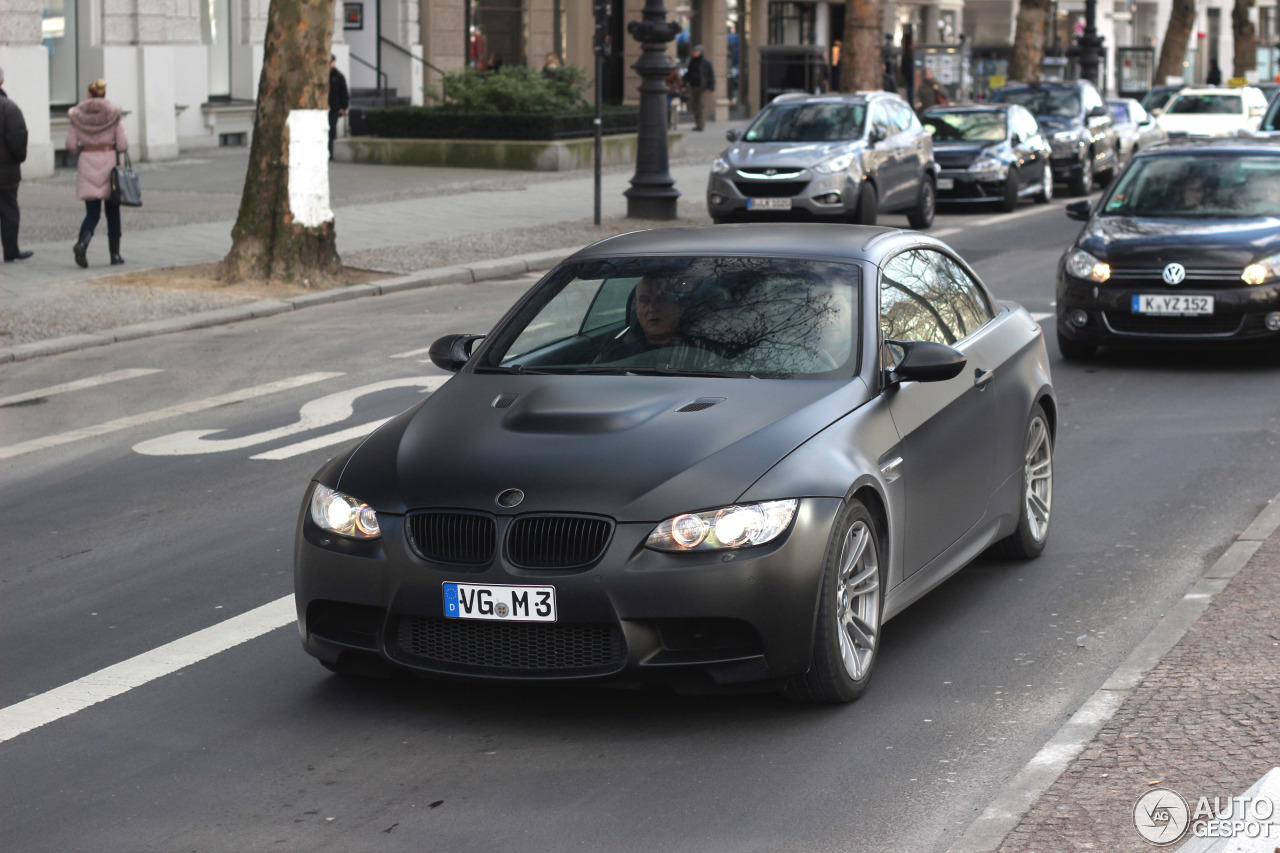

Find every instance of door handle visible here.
[974,368,994,388]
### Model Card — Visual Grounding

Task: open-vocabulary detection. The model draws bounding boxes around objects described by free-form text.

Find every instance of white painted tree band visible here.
[286,110,334,228]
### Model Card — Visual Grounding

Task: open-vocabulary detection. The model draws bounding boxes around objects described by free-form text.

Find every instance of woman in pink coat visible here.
[65,78,128,267]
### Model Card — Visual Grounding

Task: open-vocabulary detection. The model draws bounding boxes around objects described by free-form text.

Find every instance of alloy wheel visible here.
[1024,415,1053,543]
[835,519,881,681]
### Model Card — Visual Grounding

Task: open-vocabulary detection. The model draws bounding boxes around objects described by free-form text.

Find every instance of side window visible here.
[870,103,892,138]
[504,278,608,359]
[932,254,995,338]
[880,251,952,347]
[888,101,914,134]
[581,277,639,333]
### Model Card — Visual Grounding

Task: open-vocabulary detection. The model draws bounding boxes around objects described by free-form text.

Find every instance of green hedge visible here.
[361,107,641,141]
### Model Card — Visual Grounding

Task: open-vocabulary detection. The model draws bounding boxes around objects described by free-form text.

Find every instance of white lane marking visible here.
[133,376,446,456]
[933,227,963,237]
[1031,312,1053,322]
[251,417,391,460]
[389,346,433,359]
[0,595,296,743]
[0,368,163,407]
[0,373,343,461]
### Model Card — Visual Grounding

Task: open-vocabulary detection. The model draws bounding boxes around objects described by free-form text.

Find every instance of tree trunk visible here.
[1155,0,1197,86]
[840,0,884,93]
[219,0,341,287]
[1008,0,1053,84]
[1232,0,1257,79]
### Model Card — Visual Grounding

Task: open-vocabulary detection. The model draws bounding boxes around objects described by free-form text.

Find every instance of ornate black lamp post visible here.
[1076,0,1104,86]
[625,0,682,220]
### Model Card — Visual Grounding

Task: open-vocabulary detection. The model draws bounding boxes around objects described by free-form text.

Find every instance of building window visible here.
[468,0,525,69]
[769,2,816,46]
[202,0,232,98]
[43,0,78,106]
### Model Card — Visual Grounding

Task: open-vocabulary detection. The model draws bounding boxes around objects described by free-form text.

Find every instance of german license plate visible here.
[443,582,557,622]
[746,197,792,210]
[1132,295,1214,315]
[936,177,955,190]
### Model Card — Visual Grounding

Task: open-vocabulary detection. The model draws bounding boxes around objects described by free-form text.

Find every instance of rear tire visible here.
[999,170,1020,212]
[785,499,884,704]
[993,404,1053,559]
[906,177,936,229]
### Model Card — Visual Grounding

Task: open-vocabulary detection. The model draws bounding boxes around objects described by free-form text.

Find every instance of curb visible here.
[0,247,577,365]
[947,490,1280,853]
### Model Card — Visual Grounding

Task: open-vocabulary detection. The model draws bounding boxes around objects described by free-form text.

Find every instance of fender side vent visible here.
[676,397,725,413]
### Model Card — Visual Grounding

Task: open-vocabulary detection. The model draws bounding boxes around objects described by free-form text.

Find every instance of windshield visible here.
[991,88,1080,118]
[923,111,1007,142]
[1102,154,1280,218]
[743,102,866,143]
[1167,93,1243,115]
[478,257,861,378]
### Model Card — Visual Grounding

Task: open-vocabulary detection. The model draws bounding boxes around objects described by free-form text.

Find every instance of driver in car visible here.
[595,275,707,365]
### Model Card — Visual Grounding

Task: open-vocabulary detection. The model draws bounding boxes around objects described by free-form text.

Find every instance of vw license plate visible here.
[746,197,792,210]
[443,582,557,622]
[1132,295,1214,315]
[936,177,955,190]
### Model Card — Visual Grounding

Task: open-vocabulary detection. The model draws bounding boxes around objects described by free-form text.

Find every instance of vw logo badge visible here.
[1162,263,1186,285]
[496,488,524,509]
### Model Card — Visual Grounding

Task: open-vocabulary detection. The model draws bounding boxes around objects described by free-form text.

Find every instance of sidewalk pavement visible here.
[2,118,1278,853]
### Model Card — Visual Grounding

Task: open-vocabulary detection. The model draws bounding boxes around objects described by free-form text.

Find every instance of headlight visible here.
[969,153,1006,173]
[1052,130,1078,142]
[813,152,857,174]
[309,483,381,539]
[1242,252,1280,285]
[712,157,732,175]
[1066,247,1111,283]
[645,499,798,552]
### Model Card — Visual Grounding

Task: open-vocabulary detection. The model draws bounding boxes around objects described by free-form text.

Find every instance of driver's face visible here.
[635,279,683,343]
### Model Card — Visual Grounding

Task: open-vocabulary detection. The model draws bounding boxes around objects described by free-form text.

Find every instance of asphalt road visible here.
[2,196,1279,853]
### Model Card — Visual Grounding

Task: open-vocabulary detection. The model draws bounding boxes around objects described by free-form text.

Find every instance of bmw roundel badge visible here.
[496,488,525,508]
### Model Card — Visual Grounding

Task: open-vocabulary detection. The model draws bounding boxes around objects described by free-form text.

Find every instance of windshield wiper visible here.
[577,364,760,379]
[472,364,557,375]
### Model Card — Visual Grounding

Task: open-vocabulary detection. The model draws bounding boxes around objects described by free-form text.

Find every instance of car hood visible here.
[932,141,997,168]
[1078,215,1280,267]
[723,140,856,168]
[336,374,875,522]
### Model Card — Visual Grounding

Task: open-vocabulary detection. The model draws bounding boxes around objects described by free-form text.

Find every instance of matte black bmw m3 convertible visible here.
[295,225,1056,703]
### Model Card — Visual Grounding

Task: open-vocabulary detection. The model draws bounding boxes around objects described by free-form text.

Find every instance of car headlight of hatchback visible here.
[969,153,1006,174]
[1065,247,1111,283]
[813,152,857,175]
[309,483,381,539]
[1242,252,1280,285]
[712,157,732,175]
[646,499,798,552]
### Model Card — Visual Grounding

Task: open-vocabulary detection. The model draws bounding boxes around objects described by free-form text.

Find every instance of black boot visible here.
[73,229,92,268]
[109,236,125,265]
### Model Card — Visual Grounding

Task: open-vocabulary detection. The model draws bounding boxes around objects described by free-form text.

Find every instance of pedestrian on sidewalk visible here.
[916,68,948,115]
[66,78,128,268]
[0,65,33,263]
[329,55,349,161]
[683,45,715,131]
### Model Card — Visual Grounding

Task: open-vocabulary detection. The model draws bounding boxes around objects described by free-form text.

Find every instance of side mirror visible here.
[1088,106,1110,119]
[868,127,887,144]
[725,128,741,142]
[429,333,486,372]
[1066,200,1092,221]
[1011,133,1022,146]
[885,340,967,384]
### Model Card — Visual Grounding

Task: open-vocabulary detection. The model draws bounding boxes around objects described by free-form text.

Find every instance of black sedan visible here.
[295,225,1056,703]
[924,104,1054,210]
[1056,140,1280,359]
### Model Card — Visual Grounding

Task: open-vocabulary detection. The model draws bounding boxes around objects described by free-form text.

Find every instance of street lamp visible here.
[625,0,682,220]
[1077,0,1104,86]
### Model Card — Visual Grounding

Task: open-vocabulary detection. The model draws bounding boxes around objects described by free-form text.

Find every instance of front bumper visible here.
[935,168,1008,202]
[295,497,843,690]
[706,171,856,218]
[1056,271,1280,347]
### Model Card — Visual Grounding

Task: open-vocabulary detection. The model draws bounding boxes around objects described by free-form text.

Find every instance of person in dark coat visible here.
[329,55,350,161]
[683,45,715,131]
[0,65,33,262]
[1206,59,1223,86]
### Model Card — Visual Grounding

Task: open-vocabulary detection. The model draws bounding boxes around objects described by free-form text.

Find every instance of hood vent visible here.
[492,393,520,409]
[676,397,725,413]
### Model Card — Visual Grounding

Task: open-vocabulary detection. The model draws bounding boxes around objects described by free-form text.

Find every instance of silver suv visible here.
[706,91,938,228]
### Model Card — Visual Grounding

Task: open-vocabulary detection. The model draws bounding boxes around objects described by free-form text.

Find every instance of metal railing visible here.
[379,36,447,101]
[348,52,390,106]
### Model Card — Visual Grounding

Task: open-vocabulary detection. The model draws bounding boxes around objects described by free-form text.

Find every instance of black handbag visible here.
[110,152,142,207]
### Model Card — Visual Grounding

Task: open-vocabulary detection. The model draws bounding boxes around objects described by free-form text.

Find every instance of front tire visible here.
[907,177,936,229]
[1069,152,1093,197]
[993,404,1053,559]
[851,181,878,226]
[999,169,1020,212]
[785,499,884,704]
[1035,162,1054,204]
